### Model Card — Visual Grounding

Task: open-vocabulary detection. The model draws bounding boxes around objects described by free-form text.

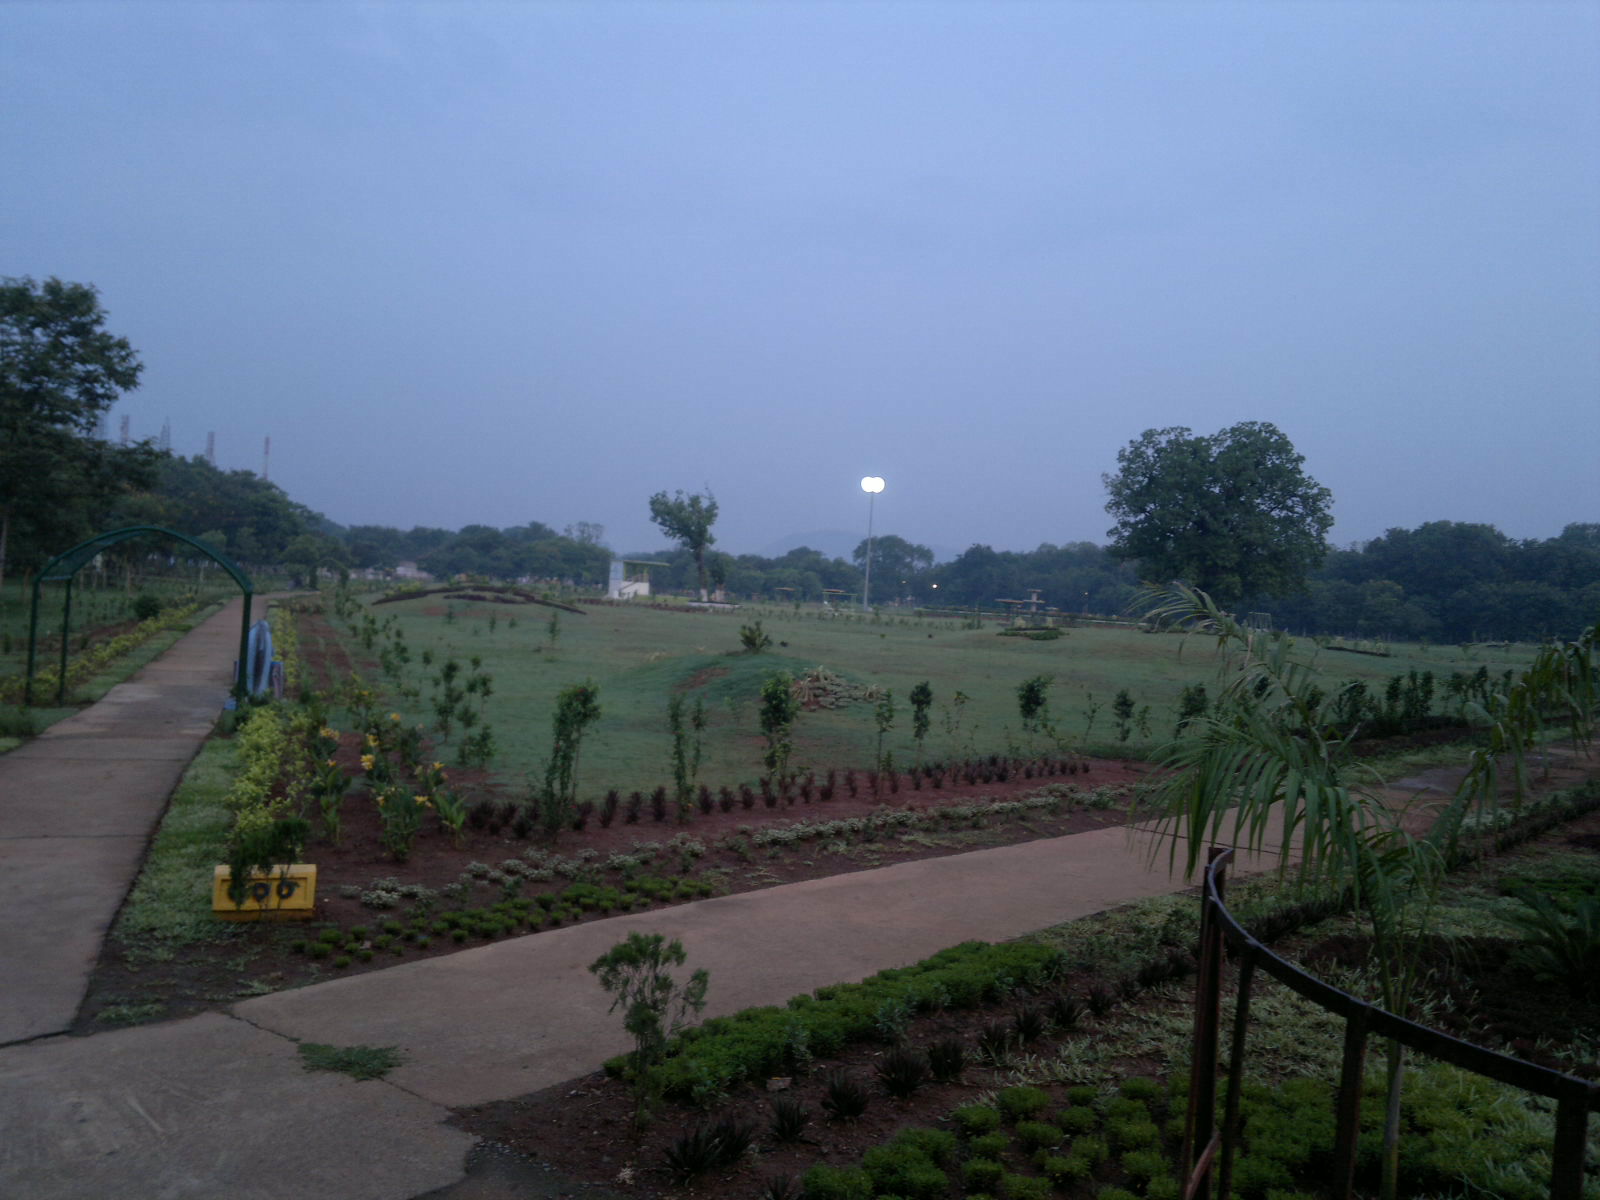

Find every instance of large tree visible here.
[1,277,147,591]
[852,534,934,600]
[1103,421,1333,607]
[648,489,718,601]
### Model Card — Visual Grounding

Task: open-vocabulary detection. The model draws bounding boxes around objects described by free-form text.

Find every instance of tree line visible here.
[6,276,1592,642]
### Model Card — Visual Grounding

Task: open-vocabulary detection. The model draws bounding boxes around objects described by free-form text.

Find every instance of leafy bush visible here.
[1000,1173,1050,1200]
[954,1104,1003,1136]
[1121,1147,1170,1181]
[800,1164,871,1200]
[892,1127,958,1166]
[1107,1118,1160,1150]
[861,1143,947,1200]
[1119,1075,1160,1101]
[962,1158,1004,1191]
[1039,1154,1091,1185]
[643,940,1063,1101]
[1014,1120,1061,1153]
[995,1085,1051,1122]
[1058,1106,1098,1134]
[967,1133,1009,1160]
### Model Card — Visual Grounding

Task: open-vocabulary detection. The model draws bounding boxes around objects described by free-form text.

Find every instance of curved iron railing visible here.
[1183,847,1599,1200]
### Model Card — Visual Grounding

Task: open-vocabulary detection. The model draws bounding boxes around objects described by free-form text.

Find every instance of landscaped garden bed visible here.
[455,788,1600,1200]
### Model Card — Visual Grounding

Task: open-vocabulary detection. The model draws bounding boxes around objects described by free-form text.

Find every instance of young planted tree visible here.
[1111,688,1135,742]
[665,694,706,823]
[1016,675,1053,747]
[540,682,601,835]
[758,670,800,787]
[909,681,933,764]
[648,488,719,602]
[873,689,896,774]
[589,932,709,1130]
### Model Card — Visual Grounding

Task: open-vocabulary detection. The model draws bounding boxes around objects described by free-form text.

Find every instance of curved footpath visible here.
[0,605,1317,1200]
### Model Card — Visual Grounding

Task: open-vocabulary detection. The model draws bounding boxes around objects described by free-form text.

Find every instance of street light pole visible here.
[860,476,884,611]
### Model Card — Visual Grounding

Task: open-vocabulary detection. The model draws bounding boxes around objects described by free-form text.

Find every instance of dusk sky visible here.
[4,2,1596,561]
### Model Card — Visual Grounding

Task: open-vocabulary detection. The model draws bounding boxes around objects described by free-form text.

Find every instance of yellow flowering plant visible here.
[433,787,468,848]
[376,782,424,862]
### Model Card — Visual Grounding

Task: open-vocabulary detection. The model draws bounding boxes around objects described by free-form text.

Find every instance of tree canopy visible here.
[852,534,933,600]
[648,489,718,600]
[1103,421,1333,607]
[1,277,150,588]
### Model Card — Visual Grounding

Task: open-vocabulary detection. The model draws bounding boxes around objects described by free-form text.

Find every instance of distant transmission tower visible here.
[119,415,130,445]
[206,431,216,466]
[158,419,171,452]
[262,435,271,481]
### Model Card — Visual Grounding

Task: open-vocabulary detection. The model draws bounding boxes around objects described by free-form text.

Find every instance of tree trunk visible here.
[1380,1039,1405,1200]
[695,548,708,602]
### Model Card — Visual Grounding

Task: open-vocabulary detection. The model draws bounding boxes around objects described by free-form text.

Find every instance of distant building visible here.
[609,558,667,599]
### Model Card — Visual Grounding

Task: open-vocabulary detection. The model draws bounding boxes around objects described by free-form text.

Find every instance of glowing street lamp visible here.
[860,476,884,610]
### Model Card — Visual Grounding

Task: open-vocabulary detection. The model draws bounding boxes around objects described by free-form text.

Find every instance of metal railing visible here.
[1183,847,1599,1200]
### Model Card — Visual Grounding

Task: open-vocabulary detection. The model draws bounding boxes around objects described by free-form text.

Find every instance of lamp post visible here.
[860,476,884,611]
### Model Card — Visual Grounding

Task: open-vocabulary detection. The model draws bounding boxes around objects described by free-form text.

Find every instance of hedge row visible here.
[607,939,1065,1103]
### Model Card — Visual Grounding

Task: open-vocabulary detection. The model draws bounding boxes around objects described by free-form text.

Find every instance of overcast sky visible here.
[4,1,1596,560]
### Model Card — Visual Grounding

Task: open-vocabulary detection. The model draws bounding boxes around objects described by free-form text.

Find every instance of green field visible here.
[337,594,1538,797]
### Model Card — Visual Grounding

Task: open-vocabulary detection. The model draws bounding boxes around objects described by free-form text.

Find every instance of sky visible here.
[4,1,1596,562]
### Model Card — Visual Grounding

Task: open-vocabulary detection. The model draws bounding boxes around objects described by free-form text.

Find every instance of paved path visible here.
[0,607,1312,1199]
[0,598,249,1045]
[0,818,1294,1199]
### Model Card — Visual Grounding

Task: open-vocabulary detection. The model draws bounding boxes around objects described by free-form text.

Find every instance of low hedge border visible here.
[606,940,1066,1104]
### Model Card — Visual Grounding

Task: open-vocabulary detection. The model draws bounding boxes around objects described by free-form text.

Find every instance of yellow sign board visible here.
[212,863,317,921]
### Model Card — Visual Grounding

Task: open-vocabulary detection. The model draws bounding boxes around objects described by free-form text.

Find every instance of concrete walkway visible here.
[0,821,1294,1199]
[0,598,249,1045]
[0,604,1306,1199]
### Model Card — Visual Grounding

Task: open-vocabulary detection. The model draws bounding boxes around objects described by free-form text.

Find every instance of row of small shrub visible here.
[795,1057,1568,1199]
[0,597,206,704]
[581,757,1094,830]
[796,1077,1185,1200]
[269,602,303,696]
[300,873,718,963]
[740,785,1124,852]
[610,940,1065,1104]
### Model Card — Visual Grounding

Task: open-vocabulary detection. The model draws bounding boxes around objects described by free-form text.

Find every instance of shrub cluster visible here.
[0,597,206,703]
[608,940,1064,1103]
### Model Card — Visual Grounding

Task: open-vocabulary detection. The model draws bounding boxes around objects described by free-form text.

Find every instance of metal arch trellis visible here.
[1183,846,1600,1200]
[22,525,254,706]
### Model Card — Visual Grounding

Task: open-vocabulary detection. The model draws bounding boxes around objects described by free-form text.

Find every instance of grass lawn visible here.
[338,594,1535,796]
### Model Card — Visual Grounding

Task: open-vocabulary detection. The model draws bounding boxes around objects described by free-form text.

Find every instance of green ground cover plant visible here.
[112,736,245,961]
[296,1041,405,1081]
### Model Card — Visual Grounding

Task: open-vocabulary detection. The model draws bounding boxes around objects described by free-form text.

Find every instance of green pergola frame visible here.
[23,526,254,706]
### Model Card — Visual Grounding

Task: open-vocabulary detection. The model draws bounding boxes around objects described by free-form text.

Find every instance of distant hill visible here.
[756,530,860,562]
